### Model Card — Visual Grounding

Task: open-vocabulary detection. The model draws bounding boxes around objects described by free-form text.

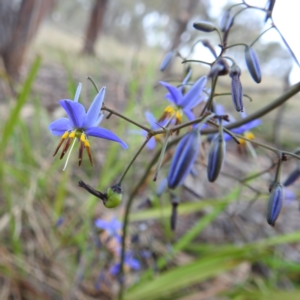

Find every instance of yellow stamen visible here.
[69,131,76,138]
[239,131,255,145]
[175,110,183,123]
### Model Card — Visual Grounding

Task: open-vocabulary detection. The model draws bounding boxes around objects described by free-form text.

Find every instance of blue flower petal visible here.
[183,109,195,122]
[84,87,105,128]
[59,100,86,128]
[160,81,183,106]
[146,137,156,150]
[74,83,82,102]
[110,263,121,276]
[145,111,158,129]
[86,127,128,149]
[181,76,207,108]
[48,118,73,136]
[126,257,140,270]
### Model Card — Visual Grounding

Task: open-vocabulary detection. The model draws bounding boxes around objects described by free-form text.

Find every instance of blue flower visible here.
[110,251,141,276]
[95,217,122,237]
[213,105,261,142]
[48,83,128,169]
[159,74,207,123]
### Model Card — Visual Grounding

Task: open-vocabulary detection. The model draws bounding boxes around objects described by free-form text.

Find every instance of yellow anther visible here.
[62,131,69,139]
[84,140,90,147]
[239,131,255,145]
[80,133,86,142]
[165,105,176,114]
[175,110,183,123]
[69,131,76,138]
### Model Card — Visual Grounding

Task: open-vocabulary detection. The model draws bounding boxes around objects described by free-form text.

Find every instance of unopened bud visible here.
[209,58,229,77]
[245,46,261,83]
[207,133,225,182]
[267,183,283,226]
[193,21,216,33]
[160,51,174,72]
[168,128,201,189]
[229,64,243,112]
[283,169,300,187]
[220,9,233,32]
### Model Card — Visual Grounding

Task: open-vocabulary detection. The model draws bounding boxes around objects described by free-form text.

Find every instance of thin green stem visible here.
[153,129,171,181]
[182,59,212,66]
[250,26,274,47]
[223,42,247,51]
[88,76,151,131]
[202,81,300,134]
[117,137,150,185]
[214,92,253,102]
[102,105,151,132]
[200,76,218,114]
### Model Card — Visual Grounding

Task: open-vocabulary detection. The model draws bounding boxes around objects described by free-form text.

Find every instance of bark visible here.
[1,0,54,80]
[82,0,108,55]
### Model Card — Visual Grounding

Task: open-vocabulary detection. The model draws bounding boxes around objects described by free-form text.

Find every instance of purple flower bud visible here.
[193,21,216,33]
[245,46,261,83]
[267,183,283,226]
[202,39,217,58]
[160,51,174,72]
[229,64,243,112]
[168,128,201,189]
[220,9,234,32]
[208,58,229,77]
[207,133,225,182]
[283,169,300,187]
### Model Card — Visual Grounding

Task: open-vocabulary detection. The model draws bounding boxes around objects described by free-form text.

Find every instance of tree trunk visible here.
[1,0,54,80]
[82,0,108,55]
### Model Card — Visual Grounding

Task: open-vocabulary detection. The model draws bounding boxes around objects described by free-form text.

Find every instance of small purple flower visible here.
[267,183,283,226]
[159,75,207,122]
[110,252,140,276]
[214,106,261,142]
[95,217,122,238]
[168,128,201,189]
[48,84,128,169]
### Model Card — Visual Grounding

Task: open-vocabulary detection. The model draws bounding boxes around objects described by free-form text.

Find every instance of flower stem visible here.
[117,137,150,185]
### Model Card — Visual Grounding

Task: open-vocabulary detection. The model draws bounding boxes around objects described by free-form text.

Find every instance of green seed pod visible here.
[193,21,216,33]
[104,184,123,208]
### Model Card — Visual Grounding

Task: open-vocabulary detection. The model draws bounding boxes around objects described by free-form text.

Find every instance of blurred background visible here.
[1,0,300,299]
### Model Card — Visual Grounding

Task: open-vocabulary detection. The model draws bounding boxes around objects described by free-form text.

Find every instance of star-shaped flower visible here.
[48,84,128,169]
[159,73,207,123]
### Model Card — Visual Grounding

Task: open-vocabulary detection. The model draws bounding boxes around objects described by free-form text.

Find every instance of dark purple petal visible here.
[267,183,283,226]
[160,81,183,106]
[48,118,73,136]
[168,129,200,189]
[283,169,300,187]
[59,100,86,128]
[86,127,128,149]
[181,76,207,108]
[84,87,105,128]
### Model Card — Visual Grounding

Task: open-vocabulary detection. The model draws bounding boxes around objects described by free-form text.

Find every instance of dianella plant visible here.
[44,1,300,299]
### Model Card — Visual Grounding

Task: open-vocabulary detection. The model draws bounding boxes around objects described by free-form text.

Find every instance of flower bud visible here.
[168,128,201,189]
[202,39,217,58]
[207,133,225,182]
[193,21,216,33]
[245,46,261,83]
[267,183,283,226]
[220,9,233,32]
[283,169,300,187]
[160,51,174,72]
[208,58,229,77]
[104,184,123,208]
[229,64,243,112]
